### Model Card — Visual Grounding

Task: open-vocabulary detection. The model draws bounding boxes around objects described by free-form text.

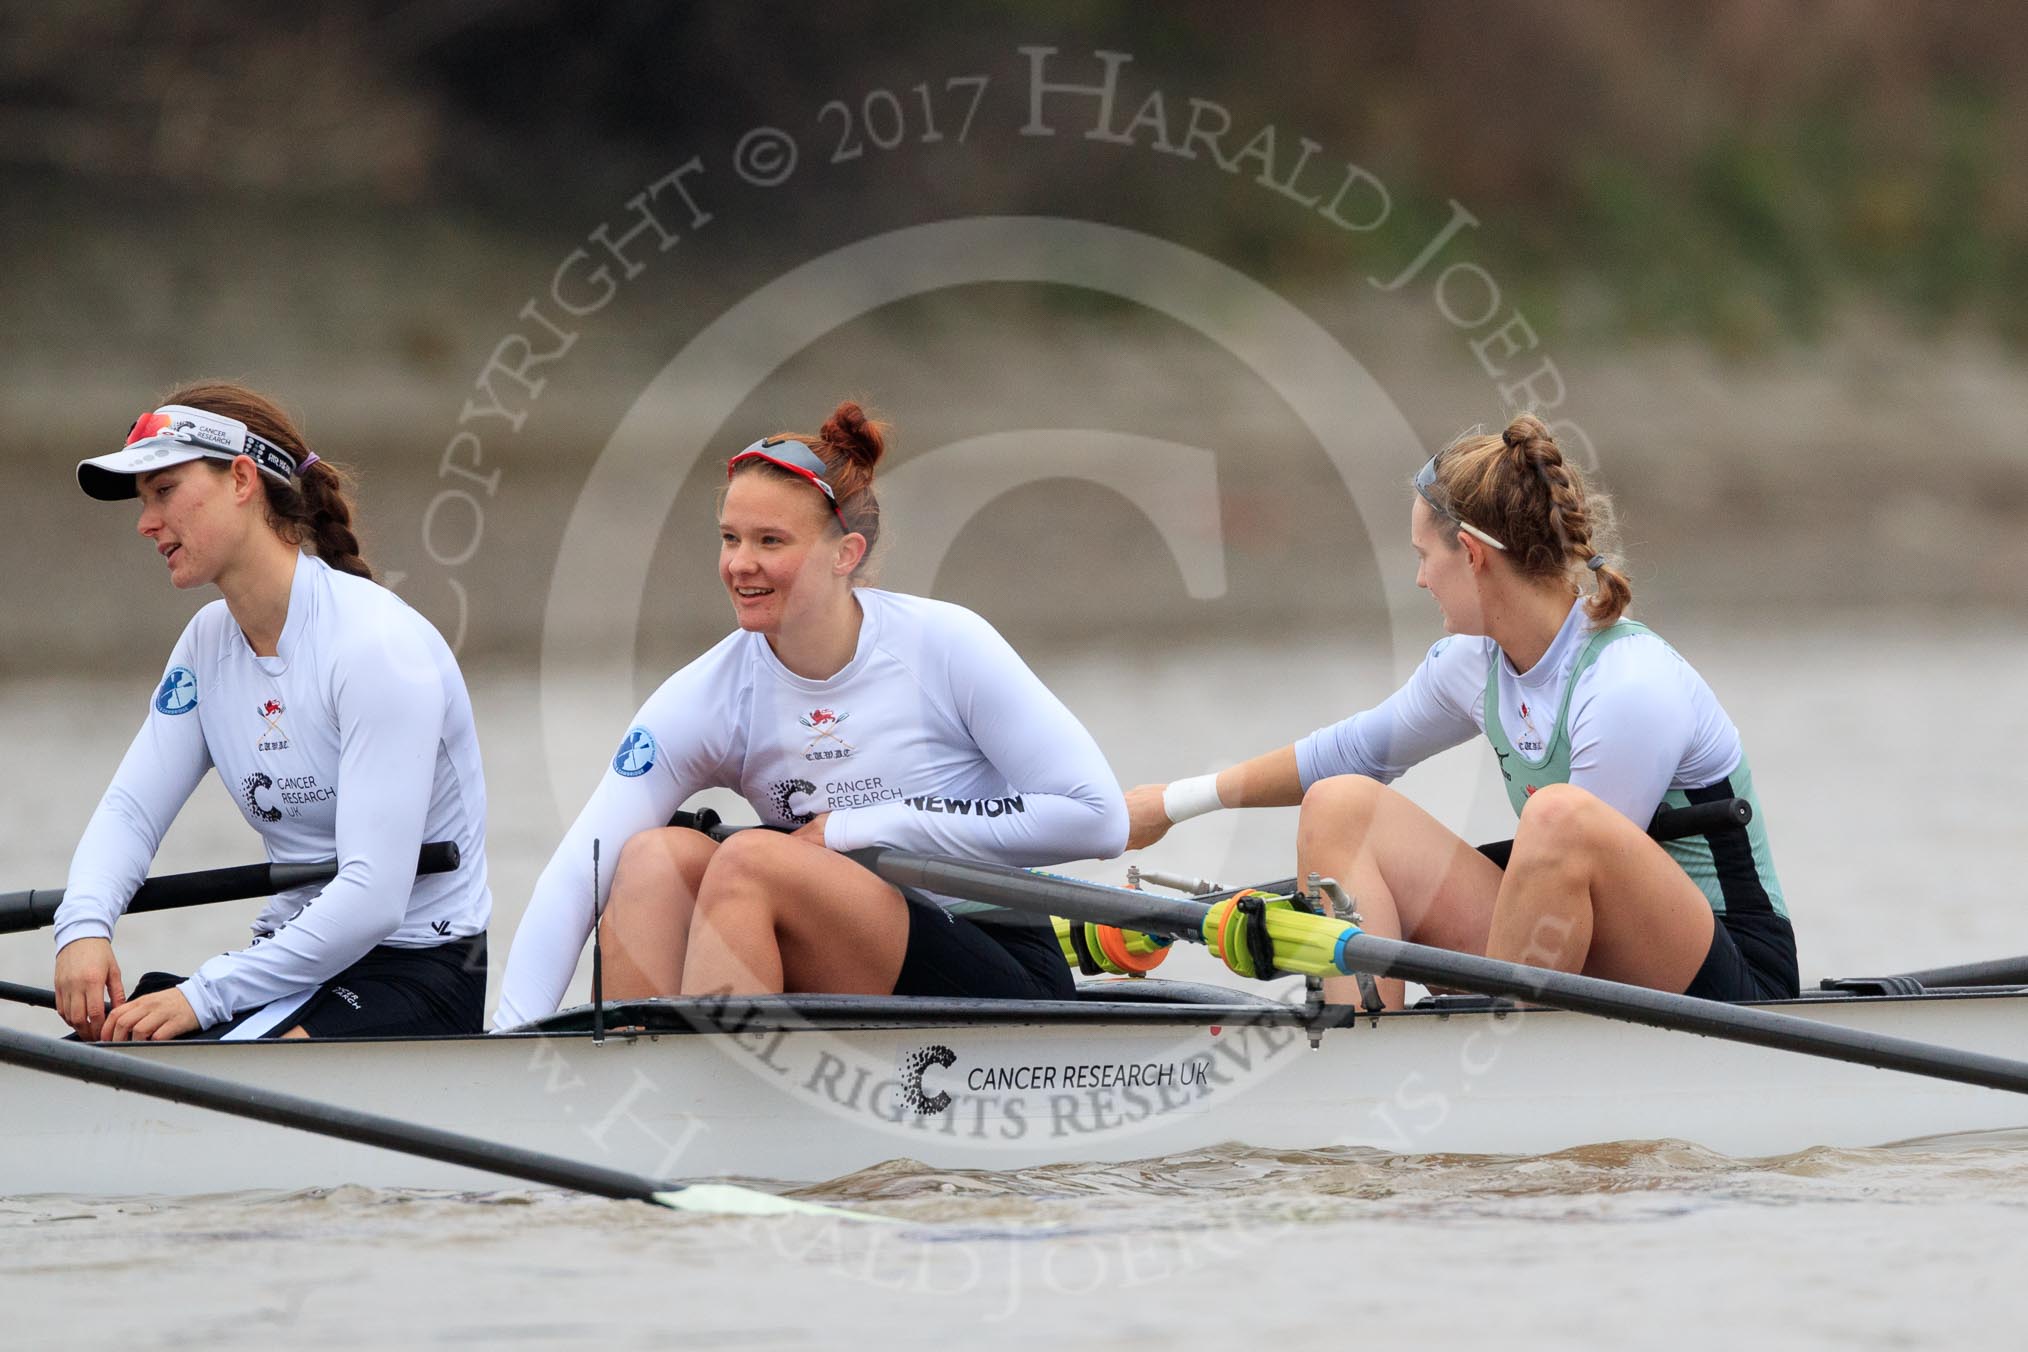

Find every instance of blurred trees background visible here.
[4,1,2027,666]
[8,1,2026,351]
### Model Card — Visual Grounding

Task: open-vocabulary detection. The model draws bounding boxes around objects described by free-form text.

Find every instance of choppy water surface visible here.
[3,619,2027,1347]
[3,1136,2024,1348]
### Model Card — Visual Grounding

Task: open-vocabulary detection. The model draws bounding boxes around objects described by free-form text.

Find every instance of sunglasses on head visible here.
[726,437,845,526]
[1414,453,1507,552]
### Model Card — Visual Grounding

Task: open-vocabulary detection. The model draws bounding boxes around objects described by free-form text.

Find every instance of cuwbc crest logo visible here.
[155,666,198,716]
[797,707,854,761]
[256,697,290,752]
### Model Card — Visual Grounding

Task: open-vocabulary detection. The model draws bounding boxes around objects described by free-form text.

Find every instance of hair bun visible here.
[819,400,887,470]
[1502,412,1554,454]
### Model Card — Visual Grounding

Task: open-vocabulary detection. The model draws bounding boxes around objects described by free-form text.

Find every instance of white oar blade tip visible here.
[651,1185,893,1223]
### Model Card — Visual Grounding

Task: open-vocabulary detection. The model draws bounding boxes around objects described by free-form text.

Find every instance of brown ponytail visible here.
[159,380,374,580]
[732,398,887,577]
[1425,412,1630,624]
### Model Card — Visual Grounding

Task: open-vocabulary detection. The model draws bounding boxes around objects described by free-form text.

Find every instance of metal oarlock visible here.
[1135,867,1226,897]
[1317,878,1363,927]
[1311,873,1384,1015]
[1287,872,1327,1044]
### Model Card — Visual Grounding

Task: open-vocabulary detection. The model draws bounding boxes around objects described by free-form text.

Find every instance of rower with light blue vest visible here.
[1126,414,1795,1009]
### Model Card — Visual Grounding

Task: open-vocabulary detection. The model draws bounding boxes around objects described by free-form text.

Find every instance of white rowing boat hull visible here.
[5,989,2026,1197]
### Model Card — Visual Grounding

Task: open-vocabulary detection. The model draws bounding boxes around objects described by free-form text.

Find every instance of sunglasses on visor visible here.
[726,437,846,526]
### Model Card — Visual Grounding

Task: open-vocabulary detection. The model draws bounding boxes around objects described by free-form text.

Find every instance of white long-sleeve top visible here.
[495,589,1126,1029]
[54,553,491,1029]
[1295,598,1743,828]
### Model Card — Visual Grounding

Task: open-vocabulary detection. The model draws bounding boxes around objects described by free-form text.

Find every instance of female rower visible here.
[1126,414,1795,1009]
[494,401,1125,1027]
[53,382,491,1041]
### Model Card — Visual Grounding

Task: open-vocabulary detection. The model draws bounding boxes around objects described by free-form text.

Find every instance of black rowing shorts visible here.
[131,933,488,1039]
[1475,839,1799,1003]
[1683,909,1799,1002]
[892,895,1073,1000]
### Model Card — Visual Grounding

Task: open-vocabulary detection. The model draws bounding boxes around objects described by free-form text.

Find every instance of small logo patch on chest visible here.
[798,707,855,761]
[256,698,291,752]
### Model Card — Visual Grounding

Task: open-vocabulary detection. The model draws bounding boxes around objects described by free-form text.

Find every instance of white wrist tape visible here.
[1162,774,1226,824]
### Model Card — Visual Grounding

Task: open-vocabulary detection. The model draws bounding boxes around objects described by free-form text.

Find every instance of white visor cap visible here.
[78,404,300,502]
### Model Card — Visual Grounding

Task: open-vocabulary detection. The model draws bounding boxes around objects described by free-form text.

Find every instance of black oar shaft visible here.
[834,821,2028,1100]
[0,841,463,937]
[0,1025,665,1202]
[1344,936,2028,1096]
[0,980,56,1010]
[1875,955,2028,990]
[851,846,1208,938]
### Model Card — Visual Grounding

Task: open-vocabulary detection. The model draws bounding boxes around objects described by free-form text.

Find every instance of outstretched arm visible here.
[822,613,1126,864]
[1124,636,1484,851]
[1124,746,1302,850]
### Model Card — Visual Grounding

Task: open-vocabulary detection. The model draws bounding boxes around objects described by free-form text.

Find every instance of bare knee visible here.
[1299,774,1387,826]
[626,824,714,871]
[697,829,800,899]
[1513,783,1609,854]
[611,827,715,905]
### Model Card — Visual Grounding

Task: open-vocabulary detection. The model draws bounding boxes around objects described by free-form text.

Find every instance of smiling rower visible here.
[494,400,1127,1028]
[52,382,491,1042]
[1127,414,1795,1009]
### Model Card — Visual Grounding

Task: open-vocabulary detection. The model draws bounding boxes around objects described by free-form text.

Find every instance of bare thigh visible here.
[1494,784,1715,992]
[684,830,910,995]
[1297,774,1505,954]
[601,827,719,999]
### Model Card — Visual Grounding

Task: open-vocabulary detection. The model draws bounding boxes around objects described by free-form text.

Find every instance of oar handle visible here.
[1648,797,1751,841]
[0,841,463,937]
[671,807,736,838]
[0,980,56,1010]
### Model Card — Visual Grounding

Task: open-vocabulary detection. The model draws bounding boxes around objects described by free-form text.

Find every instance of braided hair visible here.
[1423,413,1630,624]
[159,380,373,579]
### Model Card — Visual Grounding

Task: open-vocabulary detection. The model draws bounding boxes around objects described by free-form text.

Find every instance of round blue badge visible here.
[613,726,658,778]
[155,666,199,716]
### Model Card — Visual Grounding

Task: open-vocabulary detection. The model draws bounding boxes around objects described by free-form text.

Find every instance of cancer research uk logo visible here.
[154,666,198,716]
[613,726,659,778]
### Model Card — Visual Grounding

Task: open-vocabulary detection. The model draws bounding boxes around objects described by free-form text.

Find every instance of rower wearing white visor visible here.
[53,382,491,1042]
[1127,414,1795,1010]
[494,400,1126,1029]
